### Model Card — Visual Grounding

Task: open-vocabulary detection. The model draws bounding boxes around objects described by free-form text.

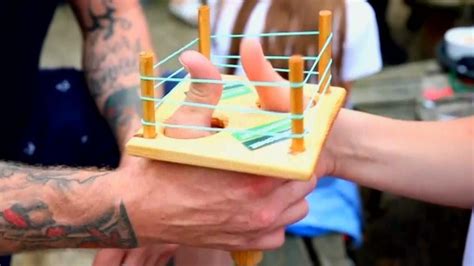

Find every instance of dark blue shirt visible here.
[0,1,119,167]
[0,0,58,158]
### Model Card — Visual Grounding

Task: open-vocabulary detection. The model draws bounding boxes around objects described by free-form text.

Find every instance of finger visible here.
[165,50,223,138]
[120,245,177,266]
[175,247,232,266]
[93,249,126,266]
[240,39,290,112]
[241,227,286,250]
[267,199,309,231]
[266,176,317,217]
[121,247,148,266]
[147,245,178,266]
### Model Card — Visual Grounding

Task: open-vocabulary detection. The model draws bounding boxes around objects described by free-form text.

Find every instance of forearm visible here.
[76,0,155,147]
[0,161,136,253]
[330,109,474,208]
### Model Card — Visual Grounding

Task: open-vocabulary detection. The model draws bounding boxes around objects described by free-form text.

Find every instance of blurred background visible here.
[17,0,474,265]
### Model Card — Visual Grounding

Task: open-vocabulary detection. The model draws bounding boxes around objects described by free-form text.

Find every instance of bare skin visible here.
[96,39,474,265]
[239,39,474,208]
[1,2,317,262]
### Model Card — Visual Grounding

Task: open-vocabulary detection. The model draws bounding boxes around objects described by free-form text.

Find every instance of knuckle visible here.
[299,200,309,219]
[251,208,277,230]
[310,176,318,190]
[245,181,265,199]
[228,237,246,249]
[275,235,285,248]
[268,230,285,249]
[243,178,276,199]
[308,176,318,191]
[188,85,209,100]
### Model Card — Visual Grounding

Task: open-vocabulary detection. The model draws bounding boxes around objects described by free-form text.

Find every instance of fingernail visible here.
[178,54,190,73]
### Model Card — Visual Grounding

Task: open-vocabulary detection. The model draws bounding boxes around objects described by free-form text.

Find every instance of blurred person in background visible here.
[367,0,408,65]
[168,0,201,26]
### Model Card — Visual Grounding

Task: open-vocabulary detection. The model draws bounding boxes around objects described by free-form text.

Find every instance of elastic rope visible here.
[141,96,305,120]
[211,54,320,61]
[304,59,333,112]
[155,67,186,88]
[141,119,308,138]
[211,31,319,39]
[212,62,319,75]
[153,38,199,69]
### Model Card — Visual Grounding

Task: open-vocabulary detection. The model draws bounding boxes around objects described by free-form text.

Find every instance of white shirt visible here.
[209,0,382,82]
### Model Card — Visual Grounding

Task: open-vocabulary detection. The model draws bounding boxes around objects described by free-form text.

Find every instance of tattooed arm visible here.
[1,45,317,254]
[70,0,155,148]
[0,162,137,253]
[0,153,316,253]
[0,2,149,251]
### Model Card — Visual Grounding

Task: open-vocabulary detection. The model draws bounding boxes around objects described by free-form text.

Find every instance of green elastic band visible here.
[141,76,306,88]
[153,38,199,69]
[212,62,319,75]
[141,119,308,138]
[212,55,320,61]
[140,32,335,137]
[210,31,319,39]
[155,67,186,88]
[304,59,333,112]
[141,96,305,120]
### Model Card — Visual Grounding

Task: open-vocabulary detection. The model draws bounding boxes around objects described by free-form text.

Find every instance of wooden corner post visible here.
[318,10,332,94]
[139,51,156,139]
[231,250,263,266]
[290,55,305,153]
[198,5,211,59]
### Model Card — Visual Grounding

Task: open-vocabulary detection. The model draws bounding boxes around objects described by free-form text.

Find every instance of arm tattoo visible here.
[104,86,141,135]
[85,0,131,40]
[0,202,136,250]
[0,162,137,251]
[86,37,142,99]
[83,0,145,142]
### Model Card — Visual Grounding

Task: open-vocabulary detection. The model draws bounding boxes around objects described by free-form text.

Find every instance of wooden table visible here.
[351,60,441,120]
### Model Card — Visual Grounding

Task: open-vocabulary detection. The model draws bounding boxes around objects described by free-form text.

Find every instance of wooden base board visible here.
[126,74,346,180]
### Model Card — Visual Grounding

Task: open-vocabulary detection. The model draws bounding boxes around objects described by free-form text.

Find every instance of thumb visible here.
[240,39,290,112]
[164,51,223,139]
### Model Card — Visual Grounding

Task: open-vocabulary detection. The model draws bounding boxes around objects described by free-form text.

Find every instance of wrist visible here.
[84,169,141,248]
[326,109,399,185]
[113,158,170,246]
[324,109,369,180]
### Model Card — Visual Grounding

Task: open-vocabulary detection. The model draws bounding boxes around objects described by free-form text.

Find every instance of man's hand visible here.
[94,43,320,266]
[118,49,316,249]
